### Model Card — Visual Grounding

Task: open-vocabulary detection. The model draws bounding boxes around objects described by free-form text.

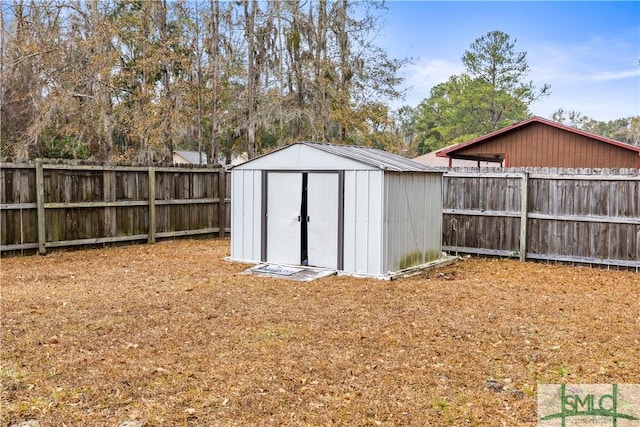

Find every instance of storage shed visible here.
[229,142,444,278]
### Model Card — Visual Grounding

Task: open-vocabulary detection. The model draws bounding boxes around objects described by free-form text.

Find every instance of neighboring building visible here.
[413,146,496,168]
[437,116,640,168]
[229,142,444,278]
[172,150,248,166]
[218,152,248,167]
[172,150,208,165]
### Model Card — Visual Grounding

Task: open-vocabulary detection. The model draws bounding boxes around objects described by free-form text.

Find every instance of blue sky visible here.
[377,1,640,121]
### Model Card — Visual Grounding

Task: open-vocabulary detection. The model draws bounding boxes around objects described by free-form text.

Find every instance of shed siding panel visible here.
[342,170,384,275]
[230,171,243,259]
[368,172,384,275]
[342,171,357,273]
[230,169,262,262]
[383,173,442,272]
[457,122,638,168]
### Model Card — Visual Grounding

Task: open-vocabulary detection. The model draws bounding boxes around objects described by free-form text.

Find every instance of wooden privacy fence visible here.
[443,168,640,270]
[2,162,639,270]
[1,160,230,255]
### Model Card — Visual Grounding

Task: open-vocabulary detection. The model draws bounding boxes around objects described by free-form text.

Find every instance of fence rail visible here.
[1,161,230,255]
[443,167,640,269]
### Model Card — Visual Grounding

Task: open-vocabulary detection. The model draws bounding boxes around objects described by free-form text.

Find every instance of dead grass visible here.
[1,239,639,426]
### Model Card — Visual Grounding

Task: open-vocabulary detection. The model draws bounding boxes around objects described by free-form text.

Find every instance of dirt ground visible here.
[1,239,639,426]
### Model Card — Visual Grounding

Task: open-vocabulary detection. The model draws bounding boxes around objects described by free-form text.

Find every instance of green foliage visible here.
[551,109,590,129]
[41,134,90,160]
[414,30,549,152]
[286,30,301,54]
[415,74,529,154]
[553,365,571,377]
[583,117,640,145]
[552,109,640,146]
[258,129,279,150]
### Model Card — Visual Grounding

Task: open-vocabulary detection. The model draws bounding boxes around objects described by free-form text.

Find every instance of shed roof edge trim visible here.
[230,142,441,173]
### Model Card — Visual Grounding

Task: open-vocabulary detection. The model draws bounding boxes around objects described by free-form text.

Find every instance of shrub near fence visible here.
[0,160,230,255]
[443,167,640,270]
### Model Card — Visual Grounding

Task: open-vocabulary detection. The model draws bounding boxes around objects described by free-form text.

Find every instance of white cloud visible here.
[581,69,639,83]
[520,38,639,120]
[404,57,464,91]
[391,38,639,120]
[528,37,639,84]
[531,82,640,122]
[395,58,464,107]
[539,68,639,84]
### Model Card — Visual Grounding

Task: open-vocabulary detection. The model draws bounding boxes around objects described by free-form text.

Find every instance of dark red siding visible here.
[455,122,638,168]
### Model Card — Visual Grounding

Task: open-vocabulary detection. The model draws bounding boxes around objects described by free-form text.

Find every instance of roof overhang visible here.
[445,153,505,162]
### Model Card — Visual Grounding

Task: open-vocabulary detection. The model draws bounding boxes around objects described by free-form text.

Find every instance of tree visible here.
[552,109,640,146]
[462,30,550,128]
[1,1,56,160]
[207,0,219,164]
[1,0,408,162]
[413,30,550,153]
[392,105,418,153]
[551,108,590,129]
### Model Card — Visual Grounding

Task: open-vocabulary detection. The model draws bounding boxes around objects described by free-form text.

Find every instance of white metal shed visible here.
[229,142,443,278]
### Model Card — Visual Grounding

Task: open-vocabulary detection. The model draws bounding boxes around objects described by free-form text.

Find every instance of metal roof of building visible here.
[229,142,441,172]
[301,142,434,172]
[173,150,208,164]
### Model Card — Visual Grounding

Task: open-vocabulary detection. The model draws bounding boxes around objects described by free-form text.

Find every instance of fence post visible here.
[519,172,529,262]
[218,168,226,237]
[103,169,117,239]
[148,167,156,243]
[36,159,46,255]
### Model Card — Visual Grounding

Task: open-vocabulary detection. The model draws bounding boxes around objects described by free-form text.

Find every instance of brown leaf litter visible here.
[1,239,638,426]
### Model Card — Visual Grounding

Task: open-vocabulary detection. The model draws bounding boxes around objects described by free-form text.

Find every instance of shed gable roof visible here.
[232,142,434,172]
[436,116,640,159]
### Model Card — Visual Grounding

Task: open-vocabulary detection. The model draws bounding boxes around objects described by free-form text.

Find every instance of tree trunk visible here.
[315,0,329,141]
[336,0,350,142]
[158,0,173,162]
[209,0,219,165]
[244,0,259,158]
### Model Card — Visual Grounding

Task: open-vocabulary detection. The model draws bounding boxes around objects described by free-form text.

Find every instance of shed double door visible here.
[266,172,340,269]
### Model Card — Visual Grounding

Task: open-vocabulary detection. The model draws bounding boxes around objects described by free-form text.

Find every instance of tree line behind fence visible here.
[1,162,638,269]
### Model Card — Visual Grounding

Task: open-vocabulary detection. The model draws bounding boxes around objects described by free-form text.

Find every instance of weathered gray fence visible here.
[443,167,640,269]
[3,162,639,270]
[1,161,230,255]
